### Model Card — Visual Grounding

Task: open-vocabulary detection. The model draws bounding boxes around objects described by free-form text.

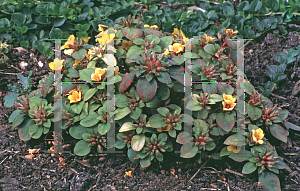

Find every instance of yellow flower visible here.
[119,40,134,50]
[82,37,90,44]
[96,33,115,45]
[68,90,81,103]
[114,67,121,75]
[98,24,108,33]
[73,60,81,67]
[172,28,180,36]
[61,34,75,50]
[203,33,215,43]
[28,149,40,155]
[61,35,90,56]
[172,28,189,44]
[250,128,264,144]
[225,29,238,37]
[169,43,184,54]
[157,119,172,132]
[48,146,54,151]
[49,58,65,71]
[91,68,107,82]
[227,145,241,153]
[222,94,237,111]
[124,171,132,178]
[150,25,158,29]
[163,49,170,55]
[144,24,158,29]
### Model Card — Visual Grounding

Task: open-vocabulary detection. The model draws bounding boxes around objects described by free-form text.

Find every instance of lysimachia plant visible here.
[6,14,300,190]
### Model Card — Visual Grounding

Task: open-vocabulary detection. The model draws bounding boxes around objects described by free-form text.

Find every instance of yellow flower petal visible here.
[64,49,75,56]
[82,37,90,44]
[172,28,180,36]
[49,58,64,71]
[144,24,150,27]
[68,90,81,103]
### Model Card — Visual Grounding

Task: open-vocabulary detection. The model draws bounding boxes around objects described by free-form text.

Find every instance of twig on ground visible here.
[74,158,91,168]
[88,184,97,191]
[284,158,300,172]
[0,156,8,165]
[278,103,290,108]
[200,188,220,191]
[217,180,230,191]
[0,126,11,131]
[69,167,78,174]
[188,159,210,182]
[271,93,287,100]
[224,169,244,177]
[0,72,18,75]
[284,153,299,156]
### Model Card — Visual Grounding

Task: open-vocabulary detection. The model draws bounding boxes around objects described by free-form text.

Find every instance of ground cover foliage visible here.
[1,0,300,190]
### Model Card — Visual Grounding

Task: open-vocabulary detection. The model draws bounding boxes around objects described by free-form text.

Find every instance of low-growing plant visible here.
[258,46,300,97]
[6,15,300,191]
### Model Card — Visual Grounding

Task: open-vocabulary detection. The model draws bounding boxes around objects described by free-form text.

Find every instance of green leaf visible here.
[218,84,235,95]
[133,38,144,45]
[228,150,252,162]
[72,49,87,61]
[136,78,157,102]
[246,104,262,120]
[157,107,169,117]
[250,0,262,12]
[84,88,97,102]
[180,142,198,158]
[149,114,167,128]
[119,71,136,93]
[18,118,33,141]
[121,27,143,41]
[12,12,26,25]
[69,125,88,139]
[4,92,19,108]
[9,110,21,123]
[71,101,85,114]
[130,107,141,120]
[115,107,131,120]
[74,140,91,156]
[270,124,287,143]
[53,18,65,27]
[284,121,300,131]
[179,114,194,124]
[80,112,100,127]
[156,151,163,162]
[186,94,203,111]
[176,131,192,144]
[267,0,279,12]
[159,36,173,50]
[224,134,246,146]
[29,124,43,139]
[79,68,95,82]
[203,44,216,55]
[98,123,108,135]
[238,1,250,11]
[259,172,281,191]
[242,162,257,174]
[131,134,146,151]
[49,28,62,39]
[273,52,287,64]
[216,112,235,132]
[115,94,130,108]
[119,122,136,132]
[202,83,218,94]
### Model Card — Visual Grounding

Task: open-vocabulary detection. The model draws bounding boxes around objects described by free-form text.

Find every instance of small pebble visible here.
[19,61,28,69]
[38,61,43,67]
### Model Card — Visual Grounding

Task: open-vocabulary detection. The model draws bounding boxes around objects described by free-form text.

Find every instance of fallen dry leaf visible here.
[170,169,175,175]
[24,154,35,160]
[14,47,27,52]
[28,148,40,155]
